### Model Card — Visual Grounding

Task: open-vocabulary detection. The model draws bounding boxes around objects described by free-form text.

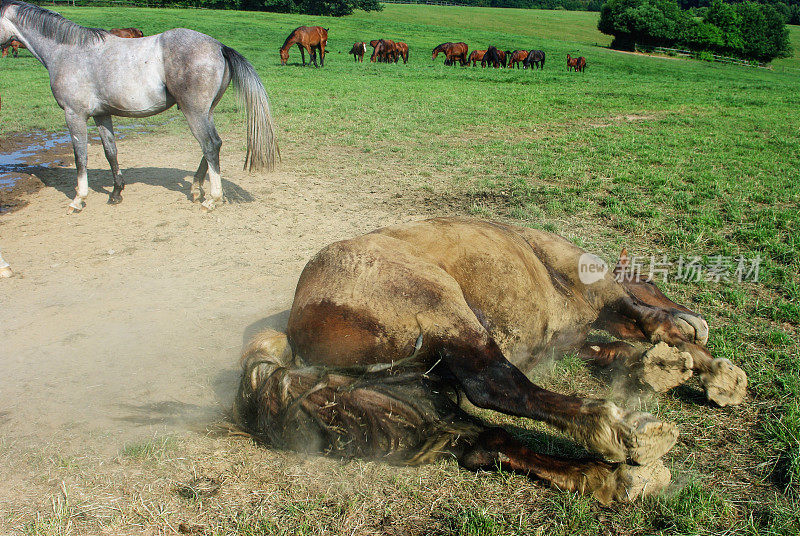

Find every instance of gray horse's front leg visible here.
[65,109,89,213]
[94,115,124,205]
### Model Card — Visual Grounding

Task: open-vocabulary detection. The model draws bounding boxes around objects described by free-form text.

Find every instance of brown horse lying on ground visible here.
[524,49,545,69]
[235,218,746,503]
[350,42,367,62]
[1,38,24,57]
[109,27,144,38]
[280,26,328,67]
[432,42,468,66]
[467,49,485,67]
[507,50,528,68]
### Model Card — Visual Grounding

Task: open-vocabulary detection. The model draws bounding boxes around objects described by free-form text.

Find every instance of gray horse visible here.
[0,0,278,212]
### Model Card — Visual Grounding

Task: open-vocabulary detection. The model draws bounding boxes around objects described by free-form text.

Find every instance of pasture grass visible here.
[1,3,799,535]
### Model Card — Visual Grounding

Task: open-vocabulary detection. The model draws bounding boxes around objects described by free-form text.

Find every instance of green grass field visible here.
[1,4,799,535]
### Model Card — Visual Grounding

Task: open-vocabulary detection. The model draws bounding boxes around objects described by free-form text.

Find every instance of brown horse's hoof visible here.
[572,401,678,465]
[673,312,709,346]
[637,342,694,392]
[593,459,671,504]
[107,194,123,205]
[700,358,747,407]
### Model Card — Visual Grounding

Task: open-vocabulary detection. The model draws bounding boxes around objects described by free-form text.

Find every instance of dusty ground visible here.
[0,128,438,529]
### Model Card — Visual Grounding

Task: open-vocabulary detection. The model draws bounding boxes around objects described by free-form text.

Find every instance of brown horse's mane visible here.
[281,26,303,51]
[1,0,107,46]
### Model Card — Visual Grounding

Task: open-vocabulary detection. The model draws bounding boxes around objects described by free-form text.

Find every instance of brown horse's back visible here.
[287,218,597,372]
[110,27,144,38]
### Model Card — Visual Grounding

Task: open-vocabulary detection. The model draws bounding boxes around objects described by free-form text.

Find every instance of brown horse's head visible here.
[279,48,289,65]
[612,249,709,345]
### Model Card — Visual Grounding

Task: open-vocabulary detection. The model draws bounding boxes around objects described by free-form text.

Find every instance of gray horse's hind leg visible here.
[183,111,222,211]
[94,115,124,205]
[65,109,89,213]
[191,157,208,203]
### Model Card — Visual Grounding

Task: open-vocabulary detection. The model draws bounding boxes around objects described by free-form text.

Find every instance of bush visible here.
[599,0,793,61]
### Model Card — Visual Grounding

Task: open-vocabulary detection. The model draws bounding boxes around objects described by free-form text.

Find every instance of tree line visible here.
[598,0,792,61]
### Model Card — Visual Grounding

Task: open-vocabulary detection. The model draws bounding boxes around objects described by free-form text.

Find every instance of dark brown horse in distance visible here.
[576,55,587,72]
[236,218,746,504]
[481,46,507,68]
[280,26,328,67]
[432,42,468,66]
[1,38,24,57]
[524,49,545,69]
[467,49,485,66]
[507,49,528,68]
[349,41,366,62]
[109,27,144,38]
[371,39,397,63]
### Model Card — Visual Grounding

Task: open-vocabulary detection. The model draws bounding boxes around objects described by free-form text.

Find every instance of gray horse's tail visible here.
[221,45,279,172]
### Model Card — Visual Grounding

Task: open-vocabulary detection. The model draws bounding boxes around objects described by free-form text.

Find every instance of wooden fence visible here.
[634,45,768,69]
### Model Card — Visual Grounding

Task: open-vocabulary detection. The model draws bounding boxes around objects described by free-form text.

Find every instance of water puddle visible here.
[0,131,72,189]
[0,117,179,191]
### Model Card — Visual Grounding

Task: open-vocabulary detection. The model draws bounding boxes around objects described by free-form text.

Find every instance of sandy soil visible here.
[0,130,431,504]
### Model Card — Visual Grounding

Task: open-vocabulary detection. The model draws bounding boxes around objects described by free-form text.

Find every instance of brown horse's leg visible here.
[579,340,694,393]
[320,43,326,67]
[611,297,747,406]
[459,427,670,504]
[437,331,677,466]
[297,44,305,66]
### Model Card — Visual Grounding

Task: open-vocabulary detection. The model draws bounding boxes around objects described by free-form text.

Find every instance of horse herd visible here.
[275,27,585,72]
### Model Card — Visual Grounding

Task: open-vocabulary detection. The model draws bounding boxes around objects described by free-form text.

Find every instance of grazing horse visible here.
[280,26,327,67]
[395,41,409,64]
[350,41,366,62]
[1,37,23,56]
[109,27,144,38]
[371,39,397,63]
[432,41,468,66]
[481,46,506,68]
[507,49,528,69]
[523,49,545,70]
[467,49,485,67]
[0,0,278,212]
[236,218,746,503]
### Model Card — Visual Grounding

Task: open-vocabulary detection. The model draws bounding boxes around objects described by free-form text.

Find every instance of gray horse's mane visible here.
[1,0,107,46]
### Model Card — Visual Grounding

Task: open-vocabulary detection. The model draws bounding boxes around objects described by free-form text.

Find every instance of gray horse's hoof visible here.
[201,198,218,212]
[0,266,12,278]
[67,202,84,214]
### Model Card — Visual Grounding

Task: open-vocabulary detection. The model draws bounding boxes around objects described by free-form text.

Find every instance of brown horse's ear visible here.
[613,248,629,276]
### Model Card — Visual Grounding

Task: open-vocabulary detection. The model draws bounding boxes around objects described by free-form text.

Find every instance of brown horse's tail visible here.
[221,45,280,172]
[234,329,482,464]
